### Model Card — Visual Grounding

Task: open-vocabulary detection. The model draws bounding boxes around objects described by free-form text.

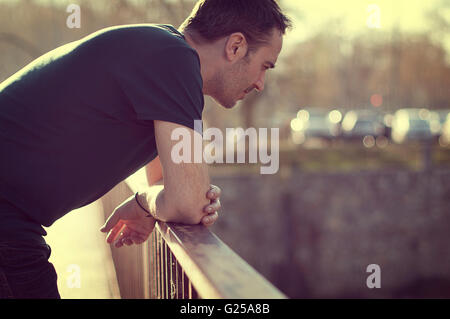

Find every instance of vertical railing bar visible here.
[154,230,158,299]
[175,258,179,299]
[169,248,173,299]
[182,269,186,299]
[142,234,149,299]
[152,230,157,299]
[171,249,177,299]
[148,232,152,299]
[178,261,184,299]
[152,230,156,298]
[153,230,157,299]
[160,232,163,299]
[164,240,169,299]
[149,232,156,299]
[188,280,192,299]
[160,238,164,299]
[163,233,167,299]
[160,236,166,299]
[155,230,159,299]
[157,230,162,299]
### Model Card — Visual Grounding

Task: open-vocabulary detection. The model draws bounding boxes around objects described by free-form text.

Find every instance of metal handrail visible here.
[149,221,286,299]
[101,169,286,299]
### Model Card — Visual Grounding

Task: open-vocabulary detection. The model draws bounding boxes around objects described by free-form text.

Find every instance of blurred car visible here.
[391,108,437,143]
[341,109,386,142]
[382,113,395,139]
[431,109,450,140]
[290,108,340,144]
[433,109,450,127]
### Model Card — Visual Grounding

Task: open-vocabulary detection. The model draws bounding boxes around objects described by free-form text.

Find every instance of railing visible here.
[149,221,286,299]
[100,170,286,299]
[149,225,198,299]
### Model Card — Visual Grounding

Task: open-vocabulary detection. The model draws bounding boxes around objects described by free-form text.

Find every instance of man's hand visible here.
[101,184,222,248]
[100,194,156,248]
[201,184,222,227]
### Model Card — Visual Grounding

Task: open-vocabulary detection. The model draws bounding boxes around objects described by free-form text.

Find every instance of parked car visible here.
[341,109,386,142]
[391,108,435,143]
[290,108,339,144]
[431,109,450,140]
[434,109,450,127]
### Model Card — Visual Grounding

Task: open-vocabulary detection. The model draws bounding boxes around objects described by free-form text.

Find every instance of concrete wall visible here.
[210,169,450,298]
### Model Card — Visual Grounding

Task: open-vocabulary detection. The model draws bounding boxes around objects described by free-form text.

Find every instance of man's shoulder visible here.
[85,24,188,50]
[78,23,199,66]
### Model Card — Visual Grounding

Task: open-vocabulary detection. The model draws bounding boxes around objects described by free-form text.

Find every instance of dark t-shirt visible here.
[0,24,204,243]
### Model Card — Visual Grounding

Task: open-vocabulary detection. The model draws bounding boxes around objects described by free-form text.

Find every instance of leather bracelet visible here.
[135,192,152,218]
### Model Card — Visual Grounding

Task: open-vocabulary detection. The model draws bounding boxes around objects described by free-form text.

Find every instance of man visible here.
[0,0,290,298]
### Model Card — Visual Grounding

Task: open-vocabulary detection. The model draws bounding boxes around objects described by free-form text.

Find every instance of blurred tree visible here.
[272,21,450,116]
[426,0,450,37]
[1,0,449,118]
[0,32,41,58]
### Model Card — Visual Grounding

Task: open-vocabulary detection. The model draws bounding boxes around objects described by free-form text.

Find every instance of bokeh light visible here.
[363,135,376,148]
[329,110,342,124]
[290,118,304,131]
[370,94,383,107]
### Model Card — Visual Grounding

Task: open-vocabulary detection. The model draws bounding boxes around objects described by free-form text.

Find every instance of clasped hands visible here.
[100,184,221,248]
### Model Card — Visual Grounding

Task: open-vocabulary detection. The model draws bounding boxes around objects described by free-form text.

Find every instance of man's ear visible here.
[224,32,248,62]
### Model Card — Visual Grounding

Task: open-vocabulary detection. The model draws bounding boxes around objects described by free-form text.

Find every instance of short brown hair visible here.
[180,0,291,50]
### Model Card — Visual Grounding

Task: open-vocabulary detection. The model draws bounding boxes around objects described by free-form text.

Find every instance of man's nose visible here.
[255,75,265,92]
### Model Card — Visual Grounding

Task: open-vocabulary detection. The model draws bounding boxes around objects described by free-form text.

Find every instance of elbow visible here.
[173,196,209,225]
[161,175,211,224]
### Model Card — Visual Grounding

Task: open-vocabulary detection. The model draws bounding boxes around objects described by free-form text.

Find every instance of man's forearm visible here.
[136,185,169,222]
[136,184,203,224]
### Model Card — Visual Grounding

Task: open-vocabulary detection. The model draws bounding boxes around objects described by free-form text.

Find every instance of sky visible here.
[2,0,445,35]
[283,0,447,45]
[2,0,448,50]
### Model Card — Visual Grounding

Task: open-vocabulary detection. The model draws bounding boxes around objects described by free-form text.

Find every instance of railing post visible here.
[148,230,157,299]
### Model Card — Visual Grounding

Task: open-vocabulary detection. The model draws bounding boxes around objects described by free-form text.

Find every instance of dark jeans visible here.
[0,241,60,299]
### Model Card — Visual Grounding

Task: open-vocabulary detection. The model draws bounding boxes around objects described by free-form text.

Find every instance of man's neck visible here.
[181,31,224,96]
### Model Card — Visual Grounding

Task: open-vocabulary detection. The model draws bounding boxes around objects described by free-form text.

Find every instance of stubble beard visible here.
[209,61,249,109]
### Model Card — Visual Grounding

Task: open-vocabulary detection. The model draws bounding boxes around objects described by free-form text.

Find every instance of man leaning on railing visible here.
[0,0,290,298]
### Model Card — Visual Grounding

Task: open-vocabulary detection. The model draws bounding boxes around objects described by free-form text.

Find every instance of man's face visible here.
[211,29,283,109]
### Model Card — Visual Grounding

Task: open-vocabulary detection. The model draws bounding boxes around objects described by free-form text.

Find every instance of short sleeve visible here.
[113,46,204,134]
